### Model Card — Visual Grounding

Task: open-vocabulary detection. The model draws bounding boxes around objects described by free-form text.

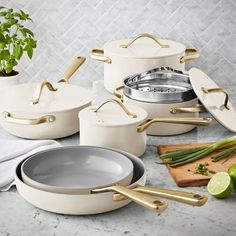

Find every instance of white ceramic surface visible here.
[15,147,146,215]
[189,68,236,132]
[0,82,93,139]
[21,146,134,194]
[91,36,198,93]
[123,96,199,135]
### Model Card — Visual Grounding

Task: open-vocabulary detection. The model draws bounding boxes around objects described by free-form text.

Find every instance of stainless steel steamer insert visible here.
[123,67,196,103]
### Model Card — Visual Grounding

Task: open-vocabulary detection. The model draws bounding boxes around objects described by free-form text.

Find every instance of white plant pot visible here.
[0,72,19,87]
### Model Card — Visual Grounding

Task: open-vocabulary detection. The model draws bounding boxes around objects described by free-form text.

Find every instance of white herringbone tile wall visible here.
[1,0,236,92]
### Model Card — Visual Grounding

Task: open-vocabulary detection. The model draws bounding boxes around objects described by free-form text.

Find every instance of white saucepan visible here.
[15,146,207,215]
[114,67,204,136]
[0,57,93,139]
[79,99,212,156]
[91,33,199,93]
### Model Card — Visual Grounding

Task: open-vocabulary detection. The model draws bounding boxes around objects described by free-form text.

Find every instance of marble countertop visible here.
[1,83,236,236]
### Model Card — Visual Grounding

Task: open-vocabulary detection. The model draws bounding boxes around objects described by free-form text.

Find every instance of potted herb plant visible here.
[0,7,37,88]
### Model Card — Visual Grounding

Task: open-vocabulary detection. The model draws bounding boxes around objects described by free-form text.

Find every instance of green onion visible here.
[160,136,236,167]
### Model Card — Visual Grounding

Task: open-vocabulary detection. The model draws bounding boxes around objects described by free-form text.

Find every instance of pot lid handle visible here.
[92,99,137,118]
[201,87,230,110]
[58,56,86,83]
[31,81,57,105]
[120,33,170,49]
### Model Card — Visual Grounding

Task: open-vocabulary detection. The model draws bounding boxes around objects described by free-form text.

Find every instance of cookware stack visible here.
[2,32,236,215]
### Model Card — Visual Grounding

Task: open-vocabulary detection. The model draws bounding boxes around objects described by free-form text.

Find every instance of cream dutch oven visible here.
[91,33,199,93]
[79,99,211,156]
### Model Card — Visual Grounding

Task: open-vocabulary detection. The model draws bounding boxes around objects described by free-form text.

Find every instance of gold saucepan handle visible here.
[113,85,124,102]
[113,186,208,207]
[202,87,230,110]
[180,48,200,63]
[32,81,57,105]
[120,33,170,48]
[90,49,112,64]
[2,112,55,125]
[91,99,137,118]
[137,117,212,133]
[170,104,205,114]
[91,185,168,213]
[58,56,86,83]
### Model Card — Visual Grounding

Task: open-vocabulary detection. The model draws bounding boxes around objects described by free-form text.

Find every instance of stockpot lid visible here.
[2,81,93,113]
[189,68,236,132]
[123,67,196,104]
[104,33,186,59]
[79,99,147,127]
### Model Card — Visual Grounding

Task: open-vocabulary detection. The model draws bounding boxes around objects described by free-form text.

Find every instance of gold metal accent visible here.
[91,184,168,213]
[3,112,55,125]
[120,33,170,48]
[113,85,124,102]
[31,81,57,105]
[90,49,112,64]
[180,48,200,63]
[137,117,212,133]
[58,56,86,83]
[113,186,208,207]
[201,87,230,110]
[92,99,137,118]
[170,104,205,114]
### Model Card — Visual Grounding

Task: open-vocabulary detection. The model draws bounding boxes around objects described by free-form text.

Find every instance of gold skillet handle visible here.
[92,99,137,118]
[180,48,200,63]
[202,87,230,110]
[2,112,55,125]
[31,81,57,105]
[137,117,212,133]
[90,49,112,64]
[113,85,124,102]
[58,56,86,83]
[92,185,168,213]
[120,33,170,48]
[170,104,205,114]
[113,186,208,207]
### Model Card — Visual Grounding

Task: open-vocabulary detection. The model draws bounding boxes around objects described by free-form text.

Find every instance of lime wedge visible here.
[207,172,233,198]
[228,164,236,190]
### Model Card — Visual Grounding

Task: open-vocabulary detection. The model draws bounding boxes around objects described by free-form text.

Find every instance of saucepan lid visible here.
[123,67,196,103]
[79,99,147,127]
[189,68,236,132]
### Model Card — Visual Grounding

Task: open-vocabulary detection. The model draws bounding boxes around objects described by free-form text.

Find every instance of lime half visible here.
[228,164,236,190]
[207,172,234,198]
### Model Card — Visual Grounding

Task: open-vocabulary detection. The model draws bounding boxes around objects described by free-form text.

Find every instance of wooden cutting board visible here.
[158,143,236,187]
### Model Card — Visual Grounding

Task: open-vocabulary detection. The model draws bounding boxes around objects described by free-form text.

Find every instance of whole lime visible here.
[227,163,236,190]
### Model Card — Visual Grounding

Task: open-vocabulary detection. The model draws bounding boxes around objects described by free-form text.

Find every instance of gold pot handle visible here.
[113,186,208,207]
[92,185,168,213]
[113,85,124,102]
[137,117,212,133]
[120,33,170,48]
[180,48,200,63]
[2,112,55,125]
[202,87,230,110]
[92,99,137,118]
[32,81,57,105]
[58,56,86,83]
[90,49,112,64]
[170,104,205,114]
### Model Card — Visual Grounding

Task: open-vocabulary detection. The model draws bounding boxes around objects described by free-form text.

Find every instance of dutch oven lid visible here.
[104,33,186,59]
[79,99,147,127]
[2,81,93,113]
[189,68,236,132]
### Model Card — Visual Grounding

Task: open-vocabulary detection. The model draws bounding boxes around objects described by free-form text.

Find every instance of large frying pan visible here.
[15,146,207,215]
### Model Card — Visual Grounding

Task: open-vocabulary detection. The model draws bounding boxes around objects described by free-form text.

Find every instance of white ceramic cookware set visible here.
[3,33,236,215]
